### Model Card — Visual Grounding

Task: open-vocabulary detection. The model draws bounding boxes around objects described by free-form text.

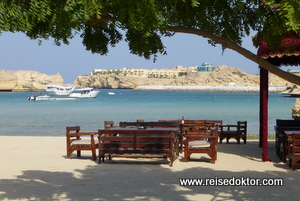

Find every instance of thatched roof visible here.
[253,34,300,66]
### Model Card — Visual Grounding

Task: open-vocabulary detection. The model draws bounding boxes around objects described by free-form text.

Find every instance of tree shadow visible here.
[217,140,292,169]
[0,156,299,201]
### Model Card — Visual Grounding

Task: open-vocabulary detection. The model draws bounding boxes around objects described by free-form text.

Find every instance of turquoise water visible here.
[0,89,296,136]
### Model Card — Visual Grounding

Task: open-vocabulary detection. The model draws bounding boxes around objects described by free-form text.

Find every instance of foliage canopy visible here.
[1,0,300,83]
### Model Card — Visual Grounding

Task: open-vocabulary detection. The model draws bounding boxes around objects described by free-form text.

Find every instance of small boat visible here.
[45,84,75,96]
[28,93,50,101]
[108,92,115,95]
[69,88,99,98]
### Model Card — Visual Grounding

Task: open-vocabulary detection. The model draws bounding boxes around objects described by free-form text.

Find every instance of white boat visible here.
[108,92,115,95]
[69,88,99,98]
[45,85,75,96]
[28,93,50,101]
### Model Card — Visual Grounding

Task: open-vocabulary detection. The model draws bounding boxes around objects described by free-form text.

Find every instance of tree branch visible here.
[168,25,300,85]
[259,0,282,10]
[86,15,300,85]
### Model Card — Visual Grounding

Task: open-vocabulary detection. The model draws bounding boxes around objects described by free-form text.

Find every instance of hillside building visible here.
[91,62,216,79]
[197,62,216,72]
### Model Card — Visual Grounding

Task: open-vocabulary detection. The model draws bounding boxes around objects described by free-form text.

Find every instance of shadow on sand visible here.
[0,140,298,201]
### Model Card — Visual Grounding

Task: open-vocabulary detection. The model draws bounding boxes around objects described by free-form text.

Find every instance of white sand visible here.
[0,136,298,201]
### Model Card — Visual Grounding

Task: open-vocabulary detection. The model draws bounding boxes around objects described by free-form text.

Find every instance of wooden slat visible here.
[98,129,175,166]
[137,136,169,141]
[119,121,179,128]
[101,136,134,141]
[101,143,134,147]
[110,154,167,158]
[137,144,170,148]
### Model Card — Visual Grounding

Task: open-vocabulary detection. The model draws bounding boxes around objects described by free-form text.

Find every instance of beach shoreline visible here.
[0,136,299,200]
[133,86,287,93]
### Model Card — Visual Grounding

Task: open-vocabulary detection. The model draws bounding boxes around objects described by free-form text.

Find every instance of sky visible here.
[1,31,263,84]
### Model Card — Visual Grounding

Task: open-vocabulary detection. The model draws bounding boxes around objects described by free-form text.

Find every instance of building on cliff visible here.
[176,62,215,72]
[91,64,216,79]
[197,62,216,72]
[92,68,181,79]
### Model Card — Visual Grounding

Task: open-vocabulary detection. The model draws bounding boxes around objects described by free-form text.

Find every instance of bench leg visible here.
[91,149,96,161]
[77,150,81,157]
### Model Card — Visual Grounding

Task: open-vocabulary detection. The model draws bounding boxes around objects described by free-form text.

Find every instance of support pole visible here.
[260,67,270,161]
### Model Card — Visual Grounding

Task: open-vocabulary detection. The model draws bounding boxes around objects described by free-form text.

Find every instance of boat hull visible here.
[69,90,99,98]
[28,95,50,101]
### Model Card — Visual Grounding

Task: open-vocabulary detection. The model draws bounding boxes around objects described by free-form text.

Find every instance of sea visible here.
[0,89,297,136]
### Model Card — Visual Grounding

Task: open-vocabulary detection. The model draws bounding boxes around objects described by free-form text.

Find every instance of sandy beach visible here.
[0,136,299,201]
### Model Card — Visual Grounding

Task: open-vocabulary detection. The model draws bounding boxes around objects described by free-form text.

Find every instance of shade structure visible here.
[256,34,300,161]
[257,35,300,66]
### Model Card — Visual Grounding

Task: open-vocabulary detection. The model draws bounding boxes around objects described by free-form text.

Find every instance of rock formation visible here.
[281,84,300,96]
[0,70,64,91]
[74,65,289,89]
[292,99,300,119]
[0,65,291,92]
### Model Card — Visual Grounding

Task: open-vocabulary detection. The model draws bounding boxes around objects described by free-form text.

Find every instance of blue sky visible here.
[1,31,262,84]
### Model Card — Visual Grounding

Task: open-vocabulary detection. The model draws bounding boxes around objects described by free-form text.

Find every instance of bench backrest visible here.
[66,126,80,134]
[119,121,179,128]
[275,119,300,134]
[276,119,300,127]
[292,133,300,154]
[183,120,206,124]
[237,121,247,134]
[206,120,223,125]
[98,129,174,150]
[159,120,181,123]
[104,121,121,129]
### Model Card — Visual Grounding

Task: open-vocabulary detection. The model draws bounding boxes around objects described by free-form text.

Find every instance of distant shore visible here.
[133,86,287,93]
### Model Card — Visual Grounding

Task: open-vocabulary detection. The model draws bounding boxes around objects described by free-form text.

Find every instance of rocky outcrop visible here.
[74,65,289,89]
[281,84,300,96]
[292,99,300,119]
[0,70,64,91]
[0,66,291,92]
[75,74,175,89]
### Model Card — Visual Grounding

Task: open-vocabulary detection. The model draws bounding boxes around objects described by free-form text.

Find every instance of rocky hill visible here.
[0,70,64,91]
[0,66,291,92]
[74,65,288,88]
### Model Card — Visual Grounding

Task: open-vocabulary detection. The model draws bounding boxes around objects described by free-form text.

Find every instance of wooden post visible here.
[260,67,270,161]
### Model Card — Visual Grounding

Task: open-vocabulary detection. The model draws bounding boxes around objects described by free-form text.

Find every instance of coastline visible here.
[0,136,298,200]
[133,86,287,93]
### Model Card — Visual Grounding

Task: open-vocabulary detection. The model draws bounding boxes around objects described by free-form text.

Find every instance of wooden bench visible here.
[98,129,177,166]
[219,121,247,144]
[119,121,180,155]
[288,133,300,170]
[159,119,222,152]
[184,126,219,163]
[66,126,98,161]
